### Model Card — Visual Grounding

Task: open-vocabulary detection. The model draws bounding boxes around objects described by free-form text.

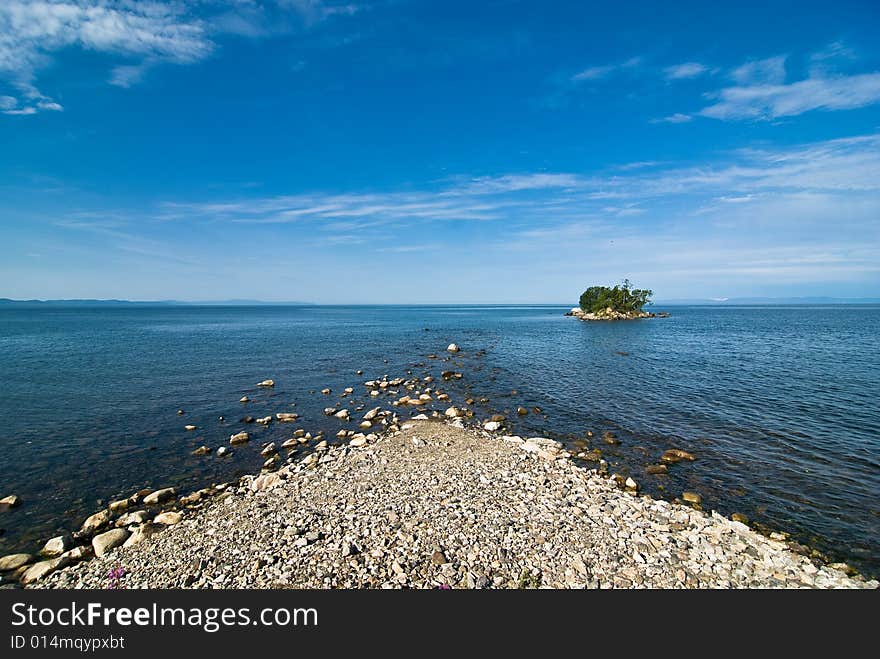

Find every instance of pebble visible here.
[33,420,876,591]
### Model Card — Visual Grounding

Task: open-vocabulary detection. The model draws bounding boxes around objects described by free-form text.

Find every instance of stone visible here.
[92,529,130,557]
[192,445,212,456]
[61,545,93,563]
[153,511,182,525]
[41,534,74,557]
[661,449,696,463]
[349,437,368,447]
[230,431,250,444]
[282,438,299,449]
[240,396,250,403]
[184,424,197,431]
[360,421,372,429]
[445,406,463,418]
[80,509,110,534]
[276,412,298,422]
[251,473,282,492]
[447,343,460,352]
[363,407,381,421]
[483,421,502,432]
[216,446,230,457]
[108,497,132,513]
[177,409,184,415]
[20,556,71,584]
[261,442,278,456]
[517,407,529,415]
[602,431,620,445]
[625,477,638,490]
[731,513,749,524]
[123,523,162,547]
[0,553,33,571]
[646,464,668,475]
[257,379,275,387]
[321,388,331,395]
[682,492,702,505]
[257,416,273,425]
[143,487,176,506]
[116,510,149,527]
[334,409,350,420]
[431,551,448,565]
[0,494,22,508]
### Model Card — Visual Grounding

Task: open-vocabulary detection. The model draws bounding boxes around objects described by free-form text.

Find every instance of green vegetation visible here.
[579,279,653,314]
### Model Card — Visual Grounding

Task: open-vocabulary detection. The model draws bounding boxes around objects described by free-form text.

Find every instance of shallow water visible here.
[0,304,877,576]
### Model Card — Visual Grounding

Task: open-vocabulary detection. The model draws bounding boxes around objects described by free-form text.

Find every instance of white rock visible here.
[447,343,460,352]
[142,487,176,505]
[153,511,182,525]
[483,421,502,432]
[41,535,74,557]
[92,529,130,557]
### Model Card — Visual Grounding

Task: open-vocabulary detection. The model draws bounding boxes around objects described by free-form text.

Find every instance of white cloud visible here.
[731,55,787,85]
[108,61,152,88]
[571,56,642,82]
[0,0,212,114]
[664,62,709,79]
[651,112,692,124]
[700,72,880,120]
[0,0,362,115]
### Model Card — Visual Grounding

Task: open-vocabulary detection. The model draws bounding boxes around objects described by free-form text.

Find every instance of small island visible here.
[566,279,668,320]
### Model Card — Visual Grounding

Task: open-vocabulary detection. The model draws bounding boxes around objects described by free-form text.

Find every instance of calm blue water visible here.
[0,305,878,575]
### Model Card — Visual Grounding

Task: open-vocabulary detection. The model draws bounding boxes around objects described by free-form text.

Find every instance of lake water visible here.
[0,304,877,576]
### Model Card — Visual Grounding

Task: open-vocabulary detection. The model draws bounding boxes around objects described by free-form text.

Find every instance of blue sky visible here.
[1,0,879,303]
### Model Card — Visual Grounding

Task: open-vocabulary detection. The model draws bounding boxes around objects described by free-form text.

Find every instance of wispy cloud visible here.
[699,48,880,120]
[157,132,880,231]
[663,62,710,80]
[0,0,362,115]
[731,55,787,85]
[651,112,692,124]
[571,56,642,82]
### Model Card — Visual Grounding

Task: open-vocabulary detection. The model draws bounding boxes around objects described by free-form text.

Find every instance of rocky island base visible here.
[33,420,875,589]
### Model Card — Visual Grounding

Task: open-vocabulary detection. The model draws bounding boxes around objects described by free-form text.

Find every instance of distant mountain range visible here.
[0,298,313,306]
[654,297,880,305]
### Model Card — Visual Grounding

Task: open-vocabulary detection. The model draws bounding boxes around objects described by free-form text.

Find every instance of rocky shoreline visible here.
[8,415,875,589]
[565,306,670,321]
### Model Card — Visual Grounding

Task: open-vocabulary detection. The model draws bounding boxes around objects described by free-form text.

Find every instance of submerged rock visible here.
[661,449,696,463]
[192,445,212,456]
[682,491,702,505]
[230,431,250,445]
[0,494,22,509]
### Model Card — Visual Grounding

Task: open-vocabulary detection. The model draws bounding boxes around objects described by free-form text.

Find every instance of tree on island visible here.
[579,279,653,314]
